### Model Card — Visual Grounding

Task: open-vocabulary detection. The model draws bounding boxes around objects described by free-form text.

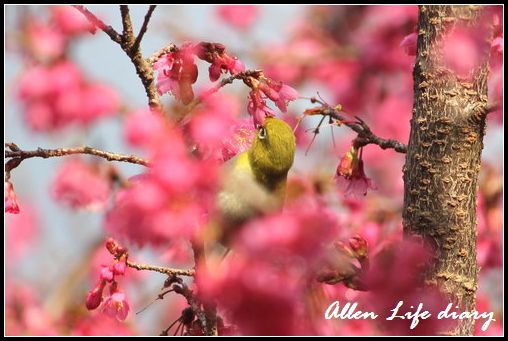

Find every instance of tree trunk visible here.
[402,5,493,336]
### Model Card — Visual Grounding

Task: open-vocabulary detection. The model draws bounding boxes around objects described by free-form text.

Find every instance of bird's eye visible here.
[258,127,267,140]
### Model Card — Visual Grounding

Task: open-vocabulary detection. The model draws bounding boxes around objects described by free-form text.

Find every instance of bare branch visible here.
[72,5,122,44]
[119,5,134,50]
[306,99,408,154]
[126,260,195,277]
[5,145,150,171]
[132,5,157,53]
[73,5,162,112]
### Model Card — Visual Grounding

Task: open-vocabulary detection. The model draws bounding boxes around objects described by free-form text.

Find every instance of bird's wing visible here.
[217,152,277,226]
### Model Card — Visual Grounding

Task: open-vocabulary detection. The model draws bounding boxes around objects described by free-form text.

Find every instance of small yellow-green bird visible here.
[213,117,296,243]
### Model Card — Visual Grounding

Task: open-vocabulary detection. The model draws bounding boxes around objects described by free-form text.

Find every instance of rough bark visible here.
[402,5,493,335]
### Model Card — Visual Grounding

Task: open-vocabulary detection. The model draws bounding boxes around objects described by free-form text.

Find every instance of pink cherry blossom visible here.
[17,65,52,101]
[80,83,120,123]
[153,43,199,104]
[6,204,38,265]
[71,313,135,336]
[247,89,276,127]
[189,91,241,161]
[52,158,111,210]
[220,117,256,162]
[86,280,106,310]
[6,282,58,336]
[336,167,376,198]
[196,42,245,81]
[105,161,215,246]
[54,83,119,126]
[216,5,259,30]
[197,257,307,335]
[18,61,119,131]
[24,101,55,131]
[124,108,166,148]
[257,79,299,113]
[208,54,245,81]
[105,178,170,246]
[51,6,94,36]
[357,221,381,247]
[234,201,340,262]
[105,237,128,258]
[274,84,299,112]
[27,20,65,60]
[113,260,127,276]
[100,266,115,282]
[89,244,144,285]
[5,181,20,214]
[102,290,130,321]
[50,62,83,94]
[336,148,376,198]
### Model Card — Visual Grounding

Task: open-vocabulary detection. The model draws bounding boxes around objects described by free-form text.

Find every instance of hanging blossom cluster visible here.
[107,109,220,247]
[17,62,120,132]
[153,41,298,127]
[86,238,130,321]
[245,74,299,127]
[13,6,119,132]
[153,42,245,105]
[23,6,94,61]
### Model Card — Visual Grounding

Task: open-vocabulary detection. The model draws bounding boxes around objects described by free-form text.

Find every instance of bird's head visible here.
[248,117,296,190]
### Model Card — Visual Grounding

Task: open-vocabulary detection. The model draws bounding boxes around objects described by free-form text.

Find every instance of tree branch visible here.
[126,259,195,277]
[306,99,408,154]
[119,5,134,50]
[72,5,122,44]
[73,5,163,112]
[483,102,500,115]
[132,5,157,53]
[146,44,177,66]
[4,144,150,172]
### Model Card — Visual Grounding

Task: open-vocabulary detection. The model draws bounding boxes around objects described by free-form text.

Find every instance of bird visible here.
[211,116,296,244]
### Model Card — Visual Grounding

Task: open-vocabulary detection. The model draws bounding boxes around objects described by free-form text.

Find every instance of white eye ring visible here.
[258,127,267,140]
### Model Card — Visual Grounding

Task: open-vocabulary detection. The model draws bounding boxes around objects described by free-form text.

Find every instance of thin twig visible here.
[160,317,182,336]
[72,5,122,44]
[5,145,149,170]
[132,5,157,53]
[126,260,195,277]
[307,99,408,154]
[146,44,177,66]
[136,288,175,315]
